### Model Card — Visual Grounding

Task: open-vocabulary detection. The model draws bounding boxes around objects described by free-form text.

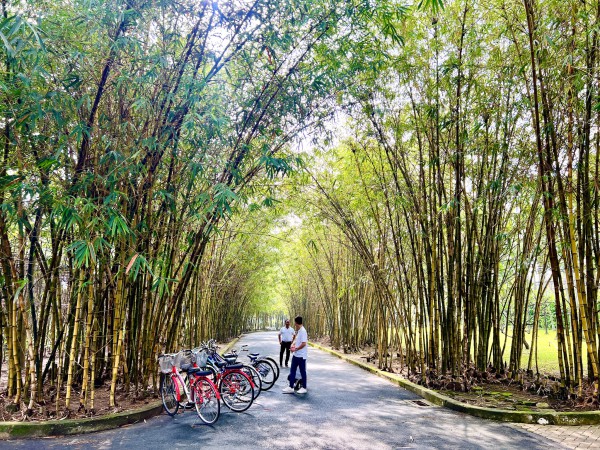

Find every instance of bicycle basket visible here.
[173,350,193,368]
[158,354,174,374]
[192,349,209,368]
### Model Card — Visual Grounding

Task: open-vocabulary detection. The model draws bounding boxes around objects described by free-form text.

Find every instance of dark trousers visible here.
[280,341,292,366]
[289,355,307,389]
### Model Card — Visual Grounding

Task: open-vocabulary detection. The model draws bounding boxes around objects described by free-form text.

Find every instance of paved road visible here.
[3,331,561,449]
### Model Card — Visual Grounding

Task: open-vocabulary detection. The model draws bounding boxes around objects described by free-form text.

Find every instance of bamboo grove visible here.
[281,0,600,397]
[0,0,413,414]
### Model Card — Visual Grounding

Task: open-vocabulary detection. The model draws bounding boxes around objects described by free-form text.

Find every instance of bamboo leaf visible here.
[126,254,139,275]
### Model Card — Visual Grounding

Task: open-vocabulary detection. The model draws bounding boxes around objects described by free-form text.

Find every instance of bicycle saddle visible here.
[188,368,213,377]
[180,364,213,377]
[225,363,244,370]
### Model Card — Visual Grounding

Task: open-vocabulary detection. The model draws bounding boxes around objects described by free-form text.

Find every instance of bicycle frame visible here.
[225,346,278,383]
[229,347,266,365]
[206,354,256,390]
[169,362,221,404]
[169,365,193,403]
[208,357,256,389]
[194,342,257,410]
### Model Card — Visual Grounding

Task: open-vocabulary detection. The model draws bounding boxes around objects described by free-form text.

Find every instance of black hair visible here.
[294,316,303,325]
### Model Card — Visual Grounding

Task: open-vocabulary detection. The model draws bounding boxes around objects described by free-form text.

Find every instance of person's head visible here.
[294,316,303,330]
[284,319,290,328]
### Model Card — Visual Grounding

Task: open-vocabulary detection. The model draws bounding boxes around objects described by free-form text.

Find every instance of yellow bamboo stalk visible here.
[11,300,21,405]
[110,319,125,407]
[55,361,62,415]
[565,4,585,396]
[80,277,95,409]
[65,270,84,409]
[110,275,125,407]
[6,307,14,396]
[21,302,37,412]
[89,318,99,411]
[568,216,599,387]
[55,309,65,415]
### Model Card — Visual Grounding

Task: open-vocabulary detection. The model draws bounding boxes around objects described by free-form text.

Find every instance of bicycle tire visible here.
[219,371,254,412]
[241,364,262,399]
[160,373,180,416]
[194,378,220,425]
[263,357,280,381]
[253,359,276,391]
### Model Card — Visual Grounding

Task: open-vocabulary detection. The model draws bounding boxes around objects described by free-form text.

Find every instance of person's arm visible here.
[290,333,297,351]
[295,330,307,351]
[278,329,282,344]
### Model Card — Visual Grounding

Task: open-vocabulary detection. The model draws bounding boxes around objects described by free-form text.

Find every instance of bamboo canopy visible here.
[2,0,600,416]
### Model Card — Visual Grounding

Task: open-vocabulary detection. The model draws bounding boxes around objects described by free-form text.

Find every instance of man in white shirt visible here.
[278,319,295,367]
[282,316,307,394]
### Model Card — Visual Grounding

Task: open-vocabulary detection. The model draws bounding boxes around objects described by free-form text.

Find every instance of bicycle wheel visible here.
[263,357,280,381]
[160,374,180,416]
[253,359,276,391]
[241,364,262,399]
[219,371,254,412]
[194,378,220,425]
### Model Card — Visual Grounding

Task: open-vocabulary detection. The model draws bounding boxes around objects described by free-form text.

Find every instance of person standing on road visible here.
[282,316,307,394]
[279,319,295,367]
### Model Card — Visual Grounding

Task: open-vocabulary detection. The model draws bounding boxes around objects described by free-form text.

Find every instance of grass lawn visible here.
[500,328,587,376]
[401,326,583,377]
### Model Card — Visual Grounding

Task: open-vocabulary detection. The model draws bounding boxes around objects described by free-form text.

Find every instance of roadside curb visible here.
[310,342,600,426]
[0,336,242,440]
[0,401,163,439]
[219,336,241,355]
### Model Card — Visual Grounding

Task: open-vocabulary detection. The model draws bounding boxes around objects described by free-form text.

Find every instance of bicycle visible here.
[194,345,262,400]
[158,350,221,424]
[223,344,279,391]
[197,343,255,412]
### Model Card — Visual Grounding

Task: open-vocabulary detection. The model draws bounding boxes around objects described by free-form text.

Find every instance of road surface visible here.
[3,331,560,449]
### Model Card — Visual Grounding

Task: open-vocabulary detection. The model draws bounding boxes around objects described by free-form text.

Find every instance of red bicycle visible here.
[196,342,256,412]
[158,350,221,424]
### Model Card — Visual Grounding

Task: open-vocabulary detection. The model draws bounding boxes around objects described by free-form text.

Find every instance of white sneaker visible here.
[296,387,307,394]
[282,386,295,394]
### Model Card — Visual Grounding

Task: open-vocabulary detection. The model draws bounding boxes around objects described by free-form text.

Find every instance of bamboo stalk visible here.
[110,274,126,407]
[80,272,95,409]
[65,270,84,410]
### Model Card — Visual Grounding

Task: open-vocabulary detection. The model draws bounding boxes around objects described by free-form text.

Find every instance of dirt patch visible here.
[0,338,237,423]
[440,384,568,412]
[0,337,242,423]
[438,380,600,412]
[0,382,158,422]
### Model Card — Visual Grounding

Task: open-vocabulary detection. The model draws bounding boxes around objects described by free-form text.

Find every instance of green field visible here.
[500,328,587,376]
[406,327,569,375]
